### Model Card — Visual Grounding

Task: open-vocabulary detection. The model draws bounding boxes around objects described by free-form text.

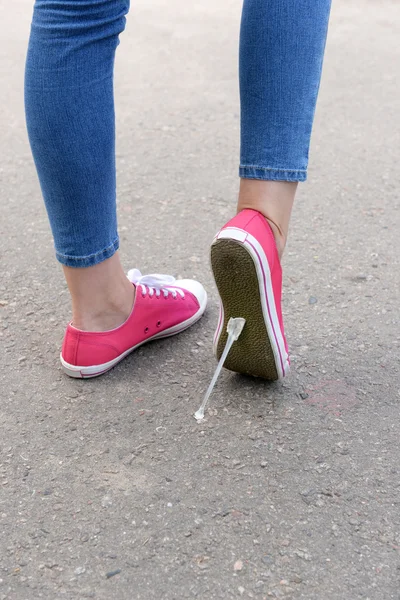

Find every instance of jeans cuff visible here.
[55,237,120,268]
[239,165,307,182]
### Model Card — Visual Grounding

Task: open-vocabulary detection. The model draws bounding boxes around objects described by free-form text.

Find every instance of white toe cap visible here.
[178,279,207,308]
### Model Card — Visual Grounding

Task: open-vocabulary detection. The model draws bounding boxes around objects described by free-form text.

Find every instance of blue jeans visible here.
[25,0,331,268]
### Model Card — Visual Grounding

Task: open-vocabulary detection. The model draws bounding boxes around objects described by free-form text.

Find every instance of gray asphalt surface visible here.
[1,1,400,599]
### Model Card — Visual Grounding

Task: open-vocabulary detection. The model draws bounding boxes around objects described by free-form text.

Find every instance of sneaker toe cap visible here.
[178,279,207,308]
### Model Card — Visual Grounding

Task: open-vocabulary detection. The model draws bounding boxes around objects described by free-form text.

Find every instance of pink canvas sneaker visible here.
[211,209,290,380]
[60,269,207,378]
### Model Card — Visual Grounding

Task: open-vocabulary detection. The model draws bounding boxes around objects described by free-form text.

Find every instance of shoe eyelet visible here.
[144,327,149,334]
[156,321,161,328]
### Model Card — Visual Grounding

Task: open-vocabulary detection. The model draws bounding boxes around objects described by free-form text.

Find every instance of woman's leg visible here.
[25,0,207,378]
[25,0,134,332]
[238,0,332,256]
[211,0,331,379]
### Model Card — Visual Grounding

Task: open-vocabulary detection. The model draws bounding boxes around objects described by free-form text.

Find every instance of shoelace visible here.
[127,268,185,299]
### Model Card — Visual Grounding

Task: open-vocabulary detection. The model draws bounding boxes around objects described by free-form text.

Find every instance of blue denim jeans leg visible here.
[25,0,130,267]
[239,0,331,182]
[25,0,331,268]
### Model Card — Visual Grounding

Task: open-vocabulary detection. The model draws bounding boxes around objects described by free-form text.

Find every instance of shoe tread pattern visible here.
[211,238,279,380]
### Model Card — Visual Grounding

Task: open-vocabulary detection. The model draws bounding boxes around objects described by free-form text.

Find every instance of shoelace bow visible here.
[127,269,185,299]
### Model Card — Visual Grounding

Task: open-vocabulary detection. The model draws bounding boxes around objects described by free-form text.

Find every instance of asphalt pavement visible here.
[0,1,399,598]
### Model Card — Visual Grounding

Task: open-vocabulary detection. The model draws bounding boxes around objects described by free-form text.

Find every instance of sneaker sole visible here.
[60,293,208,379]
[211,227,289,380]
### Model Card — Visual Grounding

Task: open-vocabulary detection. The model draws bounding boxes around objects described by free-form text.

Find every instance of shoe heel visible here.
[211,238,280,380]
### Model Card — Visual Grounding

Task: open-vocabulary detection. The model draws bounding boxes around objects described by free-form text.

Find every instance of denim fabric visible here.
[25,0,130,267]
[239,0,331,182]
[25,0,330,268]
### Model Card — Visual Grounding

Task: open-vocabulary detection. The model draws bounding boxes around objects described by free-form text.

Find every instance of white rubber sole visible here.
[60,292,208,379]
[212,227,289,379]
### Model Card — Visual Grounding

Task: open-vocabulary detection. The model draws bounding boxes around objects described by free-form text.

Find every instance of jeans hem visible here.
[239,165,307,182]
[55,237,120,268]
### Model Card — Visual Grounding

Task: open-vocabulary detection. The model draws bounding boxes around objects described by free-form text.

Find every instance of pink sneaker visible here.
[211,209,290,380]
[60,269,207,378]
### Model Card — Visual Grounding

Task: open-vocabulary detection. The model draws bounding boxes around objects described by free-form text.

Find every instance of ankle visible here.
[237,179,296,260]
[63,253,136,332]
[236,202,287,259]
[264,218,286,259]
[72,284,135,332]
